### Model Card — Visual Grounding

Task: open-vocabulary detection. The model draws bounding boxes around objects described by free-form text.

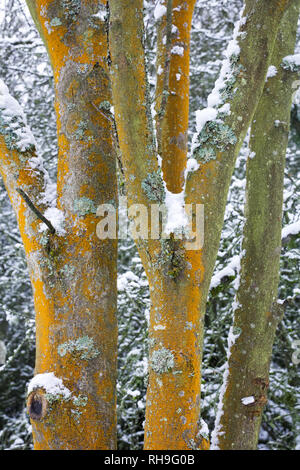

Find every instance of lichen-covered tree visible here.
[108,0,299,450]
[211,0,300,449]
[0,0,118,449]
[1,0,299,451]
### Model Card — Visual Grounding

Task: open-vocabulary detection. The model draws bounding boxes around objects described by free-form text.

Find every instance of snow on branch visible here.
[210,255,240,291]
[281,220,300,241]
[0,78,65,237]
[0,78,37,153]
[282,54,300,72]
[188,7,246,168]
[210,221,300,292]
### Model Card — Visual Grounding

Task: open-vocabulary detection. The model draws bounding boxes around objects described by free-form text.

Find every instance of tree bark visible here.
[211,0,300,450]
[0,0,118,449]
[108,0,292,450]
[108,0,203,449]
[155,0,196,193]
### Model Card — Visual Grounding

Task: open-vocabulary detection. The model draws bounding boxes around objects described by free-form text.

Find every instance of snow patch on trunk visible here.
[27,372,71,399]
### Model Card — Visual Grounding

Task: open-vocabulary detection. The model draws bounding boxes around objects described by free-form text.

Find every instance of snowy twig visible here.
[16,188,55,234]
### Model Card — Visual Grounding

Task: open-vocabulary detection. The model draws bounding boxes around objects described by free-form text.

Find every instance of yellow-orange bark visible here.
[3,0,119,449]
[109,0,290,450]
[155,0,196,193]
[143,246,206,449]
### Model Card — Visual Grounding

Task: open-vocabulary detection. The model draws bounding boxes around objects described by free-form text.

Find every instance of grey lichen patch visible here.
[148,337,156,349]
[156,237,186,280]
[72,394,88,411]
[74,197,96,217]
[88,17,100,30]
[74,119,88,141]
[39,257,56,287]
[141,170,165,204]
[70,395,88,424]
[67,103,76,112]
[193,120,237,162]
[187,438,198,450]
[184,321,194,331]
[45,390,70,406]
[62,0,81,22]
[150,347,175,374]
[50,17,62,27]
[195,146,216,164]
[57,336,100,360]
[76,63,90,75]
[98,100,111,112]
[219,61,244,104]
[59,263,76,278]
[18,152,29,164]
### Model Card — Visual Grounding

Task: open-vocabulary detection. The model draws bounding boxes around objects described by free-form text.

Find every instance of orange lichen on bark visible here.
[32,278,55,371]
[0,136,117,450]
[109,0,158,213]
[109,0,208,449]
[144,249,205,449]
[155,0,196,193]
[12,0,119,450]
[0,139,45,253]
[27,213,118,449]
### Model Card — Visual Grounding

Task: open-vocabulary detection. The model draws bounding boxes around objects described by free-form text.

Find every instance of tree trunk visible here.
[1,0,118,449]
[108,0,292,449]
[144,257,208,449]
[155,0,196,193]
[211,0,300,450]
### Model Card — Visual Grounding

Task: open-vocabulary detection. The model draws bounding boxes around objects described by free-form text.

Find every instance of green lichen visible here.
[141,170,165,204]
[50,17,62,27]
[58,336,100,360]
[40,232,50,248]
[98,100,111,112]
[217,124,237,146]
[88,17,100,30]
[60,264,75,278]
[150,347,175,374]
[219,62,244,104]
[125,51,133,65]
[148,337,156,349]
[193,120,237,162]
[72,394,88,408]
[45,391,70,405]
[62,0,81,22]
[74,197,96,217]
[39,257,56,286]
[232,326,242,337]
[67,103,76,111]
[229,53,240,66]
[74,119,88,141]
[195,146,216,164]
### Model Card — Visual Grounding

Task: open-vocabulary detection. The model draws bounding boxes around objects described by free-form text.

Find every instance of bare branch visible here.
[16,188,55,234]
